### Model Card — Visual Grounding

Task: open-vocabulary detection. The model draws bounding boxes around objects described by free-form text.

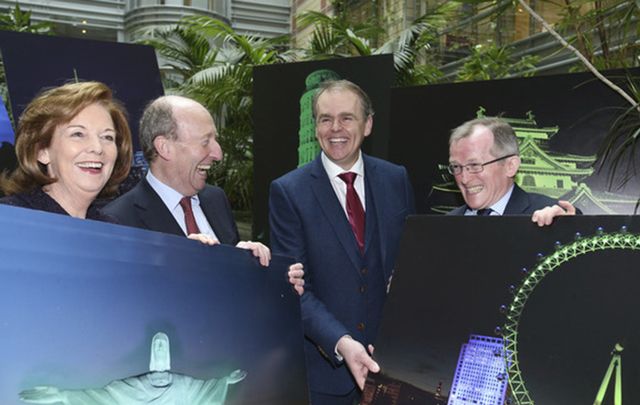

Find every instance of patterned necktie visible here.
[179,196,200,235]
[339,172,365,253]
[477,208,493,216]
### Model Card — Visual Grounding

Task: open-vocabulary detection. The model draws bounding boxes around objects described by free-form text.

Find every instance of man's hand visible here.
[236,241,271,266]
[288,263,305,296]
[336,336,380,390]
[531,200,576,227]
[187,233,220,245]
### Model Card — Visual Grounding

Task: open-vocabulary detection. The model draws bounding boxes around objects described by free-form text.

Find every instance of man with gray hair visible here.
[447,117,576,224]
[104,95,271,264]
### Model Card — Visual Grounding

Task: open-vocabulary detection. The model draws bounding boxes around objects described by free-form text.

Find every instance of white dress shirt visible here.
[464,184,514,216]
[146,170,218,238]
[321,151,366,217]
[320,151,366,361]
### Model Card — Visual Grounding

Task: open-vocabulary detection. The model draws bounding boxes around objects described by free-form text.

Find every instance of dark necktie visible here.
[339,172,365,253]
[477,208,493,216]
[179,196,200,235]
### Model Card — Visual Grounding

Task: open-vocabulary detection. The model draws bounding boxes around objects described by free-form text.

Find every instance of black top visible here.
[0,188,116,223]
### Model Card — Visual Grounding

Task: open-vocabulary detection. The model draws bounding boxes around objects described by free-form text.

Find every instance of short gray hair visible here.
[139,97,178,163]
[450,117,519,157]
[312,79,374,120]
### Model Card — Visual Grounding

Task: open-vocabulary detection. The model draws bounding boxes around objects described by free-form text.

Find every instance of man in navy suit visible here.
[104,95,270,264]
[269,80,415,404]
[446,117,576,223]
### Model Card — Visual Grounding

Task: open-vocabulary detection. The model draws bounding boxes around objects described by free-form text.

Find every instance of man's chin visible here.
[464,200,485,211]
[190,180,207,194]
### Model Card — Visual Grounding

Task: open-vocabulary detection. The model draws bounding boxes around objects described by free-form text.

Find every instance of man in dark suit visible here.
[104,95,270,264]
[269,80,415,404]
[446,117,576,223]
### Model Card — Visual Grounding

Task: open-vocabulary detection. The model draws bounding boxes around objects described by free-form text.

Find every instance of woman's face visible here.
[37,103,118,201]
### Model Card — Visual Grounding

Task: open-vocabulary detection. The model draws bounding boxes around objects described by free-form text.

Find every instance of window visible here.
[522,175,536,187]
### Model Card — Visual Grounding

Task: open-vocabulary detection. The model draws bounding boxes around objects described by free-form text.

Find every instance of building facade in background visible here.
[0,0,289,42]
[0,0,631,77]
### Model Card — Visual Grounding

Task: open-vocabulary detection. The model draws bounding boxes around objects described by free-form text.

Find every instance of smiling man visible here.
[104,96,269,263]
[269,80,415,404]
[447,117,577,224]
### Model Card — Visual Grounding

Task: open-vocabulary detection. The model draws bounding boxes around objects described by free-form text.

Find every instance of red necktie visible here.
[179,196,200,235]
[339,172,365,253]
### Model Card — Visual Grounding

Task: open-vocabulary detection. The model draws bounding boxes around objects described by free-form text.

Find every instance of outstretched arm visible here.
[19,386,64,404]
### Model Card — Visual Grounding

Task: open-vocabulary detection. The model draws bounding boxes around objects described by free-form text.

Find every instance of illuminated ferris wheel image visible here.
[500,227,639,405]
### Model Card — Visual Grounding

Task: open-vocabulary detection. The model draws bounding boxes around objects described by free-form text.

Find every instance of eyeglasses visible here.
[447,154,516,176]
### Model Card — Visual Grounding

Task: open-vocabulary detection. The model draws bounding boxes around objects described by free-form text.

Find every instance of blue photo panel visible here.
[0,205,308,404]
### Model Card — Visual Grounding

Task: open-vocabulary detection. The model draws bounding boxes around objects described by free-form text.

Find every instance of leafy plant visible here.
[141,17,297,211]
[456,43,539,81]
[375,2,460,85]
[296,10,382,58]
[0,3,53,34]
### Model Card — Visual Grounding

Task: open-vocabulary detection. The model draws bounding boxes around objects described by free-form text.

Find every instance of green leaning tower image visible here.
[298,69,341,167]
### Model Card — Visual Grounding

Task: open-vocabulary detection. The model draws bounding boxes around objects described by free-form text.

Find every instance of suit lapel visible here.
[362,155,388,273]
[135,179,185,236]
[503,184,530,215]
[309,157,362,271]
[198,190,223,241]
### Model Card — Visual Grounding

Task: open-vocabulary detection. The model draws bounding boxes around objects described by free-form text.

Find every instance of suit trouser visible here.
[310,388,360,405]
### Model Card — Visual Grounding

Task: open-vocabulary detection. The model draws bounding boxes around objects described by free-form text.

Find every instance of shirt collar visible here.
[320,151,364,179]
[146,170,200,210]
[467,184,514,216]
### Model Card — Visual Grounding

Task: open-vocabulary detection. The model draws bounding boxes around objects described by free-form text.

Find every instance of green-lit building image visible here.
[433,109,638,214]
[505,112,595,199]
[297,69,341,167]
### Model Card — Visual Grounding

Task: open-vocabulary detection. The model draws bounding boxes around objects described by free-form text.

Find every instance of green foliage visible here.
[376,2,459,85]
[297,10,382,58]
[0,3,53,34]
[140,17,297,211]
[299,2,460,85]
[552,0,639,71]
[138,25,220,87]
[456,43,539,81]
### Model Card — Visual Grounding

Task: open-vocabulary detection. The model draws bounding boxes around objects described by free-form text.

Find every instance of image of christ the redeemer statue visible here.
[19,332,247,405]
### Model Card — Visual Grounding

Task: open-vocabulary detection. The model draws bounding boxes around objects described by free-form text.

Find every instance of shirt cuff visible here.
[334,334,352,362]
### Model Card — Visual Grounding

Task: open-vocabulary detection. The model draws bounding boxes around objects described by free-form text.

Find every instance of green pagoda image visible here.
[506,110,594,199]
[432,108,638,214]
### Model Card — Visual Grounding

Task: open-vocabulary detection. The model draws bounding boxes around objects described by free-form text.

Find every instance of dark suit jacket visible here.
[447,184,558,216]
[269,154,415,395]
[103,178,239,245]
